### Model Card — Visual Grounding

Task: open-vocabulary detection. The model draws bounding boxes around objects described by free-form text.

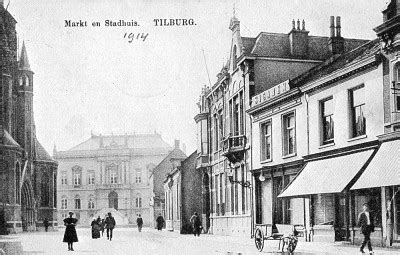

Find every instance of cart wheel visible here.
[254,228,264,252]
[287,237,298,253]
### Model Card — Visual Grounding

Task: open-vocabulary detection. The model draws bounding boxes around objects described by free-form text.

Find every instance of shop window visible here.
[349,86,366,137]
[354,188,382,227]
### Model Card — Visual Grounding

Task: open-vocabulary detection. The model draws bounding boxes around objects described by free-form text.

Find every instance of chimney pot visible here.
[330,16,335,37]
[292,19,296,29]
[297,19,300,30]
[174,139,180,149]
[336,16,341,37]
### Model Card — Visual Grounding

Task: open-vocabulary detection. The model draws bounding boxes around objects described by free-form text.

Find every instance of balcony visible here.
[222,135,246,163]
[196,154,209,169]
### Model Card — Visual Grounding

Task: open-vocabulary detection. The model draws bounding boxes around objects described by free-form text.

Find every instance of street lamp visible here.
[227,164,252,188]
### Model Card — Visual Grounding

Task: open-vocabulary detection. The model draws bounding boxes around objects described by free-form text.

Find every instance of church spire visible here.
[19,41,31,71]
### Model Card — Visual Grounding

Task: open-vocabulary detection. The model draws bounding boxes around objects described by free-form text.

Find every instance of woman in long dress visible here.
[63,212,78,251]
[91,217,100,239]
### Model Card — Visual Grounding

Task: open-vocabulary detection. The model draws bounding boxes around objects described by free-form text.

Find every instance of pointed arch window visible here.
[15,163,21,204]
[41,172,50,206]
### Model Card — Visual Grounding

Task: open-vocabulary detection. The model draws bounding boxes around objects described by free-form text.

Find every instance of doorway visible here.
[108,191,118,210]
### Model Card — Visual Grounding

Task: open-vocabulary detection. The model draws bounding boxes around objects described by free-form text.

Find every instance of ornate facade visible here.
[0,4,58,233]
[55,133,171,226]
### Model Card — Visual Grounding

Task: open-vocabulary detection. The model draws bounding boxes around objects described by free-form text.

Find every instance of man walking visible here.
[136,214,143,232]
[358,203,374,254]
[105,212,116,241]
[156,214,164,231]
[190,212,202,237]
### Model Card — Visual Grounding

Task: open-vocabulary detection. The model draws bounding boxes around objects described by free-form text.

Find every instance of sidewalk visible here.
[189,231,400,254]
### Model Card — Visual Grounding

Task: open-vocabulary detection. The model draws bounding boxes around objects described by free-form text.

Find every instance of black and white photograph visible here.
[1,0,400,254]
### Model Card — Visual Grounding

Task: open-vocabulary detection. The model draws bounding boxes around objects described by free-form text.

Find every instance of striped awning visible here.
[279,149,374,198]
[351,140,400,190]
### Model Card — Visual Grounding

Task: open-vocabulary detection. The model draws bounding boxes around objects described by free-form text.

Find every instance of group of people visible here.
[90,212,116,240]
[62,212,116,251]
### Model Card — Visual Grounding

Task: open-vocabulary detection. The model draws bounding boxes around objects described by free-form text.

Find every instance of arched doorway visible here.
[202,173,210,232]
[108,191,118,210]
[21,181,34,231]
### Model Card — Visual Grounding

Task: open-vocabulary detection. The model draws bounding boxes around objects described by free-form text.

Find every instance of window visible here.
[135,169,142,183]
[72,166,82,187]
[15,163,20,204]
[41,173,50,206]
[396,67,400,111]
[350,86,366,137]
[73,172,81,186]
[136,195,142,208]
[214,114,219,151]
[260,121,271,160]
[283,112,296,156]
[229,91,244,137]
[74,197,81,209]
[61,213,68,219]
[61,197,67,209]
[107,164,118,184]
[87,171,95,185]
[88,197,95,209]
[61,172,67,185]
[110,169,117,184]
[321,98,334,144]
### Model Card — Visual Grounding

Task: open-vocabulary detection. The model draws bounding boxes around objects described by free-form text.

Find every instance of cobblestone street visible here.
[10,228,400,255]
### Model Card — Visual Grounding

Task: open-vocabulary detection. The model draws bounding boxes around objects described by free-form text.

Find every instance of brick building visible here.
[0,3,57,233]
[164,151,202,233]
[55,133,171,226]
[195,13,367,237]
[149,140,186,228]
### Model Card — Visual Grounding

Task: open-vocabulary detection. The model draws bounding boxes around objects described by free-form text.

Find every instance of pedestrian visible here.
[91,217,100,239]
[156,214,164,231]
[43,218,49,232]
[136,214,143,232]
[190,212,202,237]
[104,212,116,241]
[63,211,78,251]
[358,203,374,254]
[100,218,105,237]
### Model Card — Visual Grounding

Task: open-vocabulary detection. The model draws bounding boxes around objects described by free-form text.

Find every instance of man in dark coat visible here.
[156,214,164,231]
[43,218,49,232]
[63,212,78,251]
[104,212,116,241]
[136,214,143,232]
[190,212,202,237]
[358,203,374,254]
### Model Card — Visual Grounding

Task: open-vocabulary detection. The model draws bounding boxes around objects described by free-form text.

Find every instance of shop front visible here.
[279,149,376,243]
[351,138,400,247]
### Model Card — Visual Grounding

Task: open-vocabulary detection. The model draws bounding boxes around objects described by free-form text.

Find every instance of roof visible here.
[68,133,172,151]
[279,149,374,198]
[242,32,368,60]
[291,39,381,87]
[0,128,20,147]
[154,147,187,171]
[35,138,54,162]
[19,41,31,71]
[352,139,400,190]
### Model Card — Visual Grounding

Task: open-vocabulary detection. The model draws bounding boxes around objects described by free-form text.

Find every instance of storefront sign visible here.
[252,80,290,106]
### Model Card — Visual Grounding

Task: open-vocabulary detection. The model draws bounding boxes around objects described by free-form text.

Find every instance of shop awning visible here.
[351,140,400,190]
[278,149,374,198]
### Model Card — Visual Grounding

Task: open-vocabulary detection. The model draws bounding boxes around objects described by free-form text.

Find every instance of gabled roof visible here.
[242,32,369,60]
[154,147,187,171]
[68,133,171,151]
[35,138,54,162]
[291,39,381,87]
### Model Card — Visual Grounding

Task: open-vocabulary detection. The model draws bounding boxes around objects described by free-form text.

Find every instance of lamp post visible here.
[227,164,252,188]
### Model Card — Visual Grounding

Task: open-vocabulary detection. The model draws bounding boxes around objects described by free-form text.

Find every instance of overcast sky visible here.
[7,0,386,154]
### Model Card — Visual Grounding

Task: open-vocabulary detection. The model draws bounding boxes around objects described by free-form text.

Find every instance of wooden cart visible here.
[254,224,302,252]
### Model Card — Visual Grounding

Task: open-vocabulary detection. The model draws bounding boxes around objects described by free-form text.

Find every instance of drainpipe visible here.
[305,93,312,241]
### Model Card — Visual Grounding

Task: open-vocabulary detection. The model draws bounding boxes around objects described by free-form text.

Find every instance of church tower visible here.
[17,42,35,158]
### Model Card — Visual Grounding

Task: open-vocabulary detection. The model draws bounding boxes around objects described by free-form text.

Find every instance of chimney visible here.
[330,16,335,37]
[174,139,180,150]
[288,19,309,59]
[329,16,344,56]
